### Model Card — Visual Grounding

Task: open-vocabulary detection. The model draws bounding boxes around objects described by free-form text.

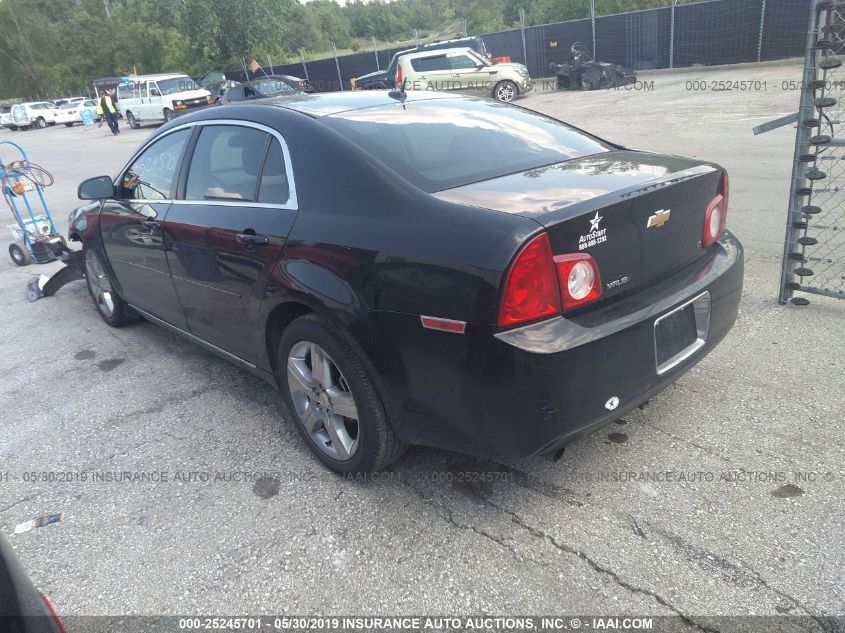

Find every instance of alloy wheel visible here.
[287,341,360,461]
[496,83,516,102]
[85,250,115,317]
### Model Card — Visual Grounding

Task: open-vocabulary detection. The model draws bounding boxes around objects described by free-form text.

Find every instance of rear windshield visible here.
[323,98,612,192]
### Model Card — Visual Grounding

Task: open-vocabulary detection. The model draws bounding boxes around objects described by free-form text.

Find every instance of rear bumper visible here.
[352,232,743,461]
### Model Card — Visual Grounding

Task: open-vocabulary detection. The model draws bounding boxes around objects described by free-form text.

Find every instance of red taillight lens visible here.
[40,593,67,633]
[296,81,305,89]
[554,253,602,309]
[702,172,729,248]
[396,62,403,86]
[497,233,561,327]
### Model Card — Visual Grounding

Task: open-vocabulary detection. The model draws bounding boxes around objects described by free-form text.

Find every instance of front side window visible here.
[119,129,191,200]
[185,125,268,201]
[448,55,480,70]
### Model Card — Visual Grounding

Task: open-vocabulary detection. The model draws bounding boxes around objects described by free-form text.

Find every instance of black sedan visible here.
[69,91,742,473]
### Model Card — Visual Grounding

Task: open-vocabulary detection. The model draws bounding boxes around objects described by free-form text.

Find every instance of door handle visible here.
[236,230,269,247]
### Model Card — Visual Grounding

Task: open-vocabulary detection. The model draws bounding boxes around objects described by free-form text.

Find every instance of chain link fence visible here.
[228,0,810,91]
[779,0,845,304]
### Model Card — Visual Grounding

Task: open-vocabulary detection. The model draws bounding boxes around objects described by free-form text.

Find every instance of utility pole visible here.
[519,8,527,66]
[300,49,309,80]
[669,0,676,69]
[372,37,379,70]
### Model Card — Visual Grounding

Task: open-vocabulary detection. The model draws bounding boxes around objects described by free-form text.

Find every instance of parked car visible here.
[0,105,15,130]
[219,77,303,104]
[396,47,531,102]
[68,91,742,474]
[116,73,213,129]
[9,102,60,129]
[53,99,98,126]
[53,96,87,108]
[263,74,314,93]
[352,36,499,90]
[0,535,65,633]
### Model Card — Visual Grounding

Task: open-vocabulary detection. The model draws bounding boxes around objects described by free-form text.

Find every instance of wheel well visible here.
[266,302,314,377]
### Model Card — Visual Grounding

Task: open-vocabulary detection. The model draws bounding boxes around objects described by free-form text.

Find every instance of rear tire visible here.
[9,243,31,266]
[84,247,141,327]
[36,117,46,129]
[127,111,140,129]
[64,122,74,127]
[163,109,175,122]
[278,314,407,473]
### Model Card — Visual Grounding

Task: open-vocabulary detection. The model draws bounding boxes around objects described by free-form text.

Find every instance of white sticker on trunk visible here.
[579,211,608,250]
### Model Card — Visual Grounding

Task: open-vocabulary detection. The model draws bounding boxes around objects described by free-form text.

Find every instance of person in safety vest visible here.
[97,90,120,135]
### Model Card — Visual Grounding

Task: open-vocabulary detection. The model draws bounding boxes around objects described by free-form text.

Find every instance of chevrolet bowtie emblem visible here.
[647,209,671,228]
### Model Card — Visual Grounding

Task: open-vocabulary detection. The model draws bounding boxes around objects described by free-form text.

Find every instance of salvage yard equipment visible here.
[0,140,84,299]
[0,140,66,266]
[549,43,637,91]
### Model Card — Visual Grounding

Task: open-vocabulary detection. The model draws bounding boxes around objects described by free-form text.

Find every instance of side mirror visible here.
[78,175,115,200]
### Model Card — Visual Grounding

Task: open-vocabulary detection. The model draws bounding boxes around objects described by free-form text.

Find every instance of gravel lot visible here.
[0,60,842,630]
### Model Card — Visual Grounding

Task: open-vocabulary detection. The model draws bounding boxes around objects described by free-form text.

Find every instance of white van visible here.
[116,73,212,128]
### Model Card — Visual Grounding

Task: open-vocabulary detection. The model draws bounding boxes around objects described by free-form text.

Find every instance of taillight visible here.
[554,253,602,309]
[296,81,305,89]
[702,172,729,248]
[498,234,604,327]
[396,62,404,87]
[497,233,561,327]
[40,593,67,633]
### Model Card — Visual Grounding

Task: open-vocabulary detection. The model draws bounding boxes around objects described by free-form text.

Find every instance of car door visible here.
[146,81,163,120]
[163,122,298,362]
[99,128,192,328]
[446,51,489,95]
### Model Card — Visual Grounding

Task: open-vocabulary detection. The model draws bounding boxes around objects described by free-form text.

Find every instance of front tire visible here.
[64,122,74,127]
[84,247,141,327]
[127,111,140,129]
[493,80,518,102]
[278,314,407,473]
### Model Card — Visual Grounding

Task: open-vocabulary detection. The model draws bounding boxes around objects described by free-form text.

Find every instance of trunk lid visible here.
[434,150,724,302]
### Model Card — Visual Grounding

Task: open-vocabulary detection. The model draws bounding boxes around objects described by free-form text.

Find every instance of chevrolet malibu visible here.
[69,92,743,473]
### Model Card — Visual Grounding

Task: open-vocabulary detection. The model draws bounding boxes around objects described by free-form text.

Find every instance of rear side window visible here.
[119,129,191,200]
[186,125,268,201]
[257,140,290,204]
[324,98,612,192]
[411,55,449,72]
